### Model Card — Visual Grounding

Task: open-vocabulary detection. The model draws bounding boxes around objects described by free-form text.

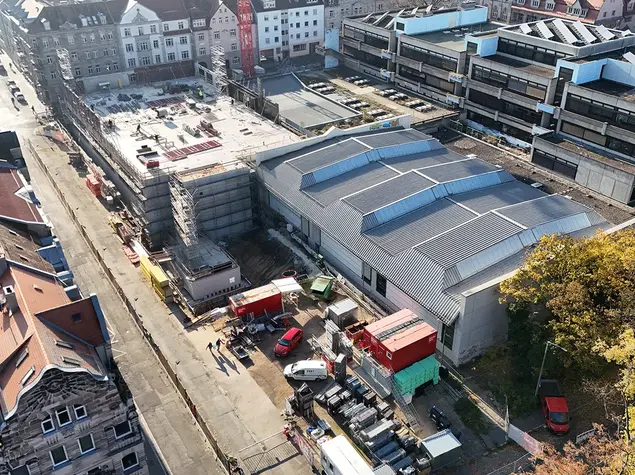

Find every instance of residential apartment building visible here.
[478,0,627,27]
[253,0,324,61]
[0,1,127,104]
[337,4,496,105]
[118,0,194,82]
[0,166,148,475]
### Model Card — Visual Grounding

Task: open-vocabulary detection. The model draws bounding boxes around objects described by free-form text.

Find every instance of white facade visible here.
[118,0,192,73]
[209,3,242,68]
[256,0,324,61]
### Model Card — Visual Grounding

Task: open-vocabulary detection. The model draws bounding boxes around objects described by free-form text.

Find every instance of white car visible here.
[284,360,328,381]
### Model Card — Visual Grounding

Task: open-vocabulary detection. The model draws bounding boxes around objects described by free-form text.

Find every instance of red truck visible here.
[538,379,570,434]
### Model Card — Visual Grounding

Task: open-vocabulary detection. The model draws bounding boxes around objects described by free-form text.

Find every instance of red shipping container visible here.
[363,309,437,372]
[229,283,283,318]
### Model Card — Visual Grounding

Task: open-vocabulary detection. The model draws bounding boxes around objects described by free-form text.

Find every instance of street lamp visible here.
[534,340,568,396]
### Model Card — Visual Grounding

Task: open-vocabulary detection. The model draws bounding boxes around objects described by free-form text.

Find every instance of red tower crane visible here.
[238,0,254,77]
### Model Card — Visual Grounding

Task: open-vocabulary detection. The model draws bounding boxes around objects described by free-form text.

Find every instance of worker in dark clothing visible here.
[215,338,222,352]
[206,341,214,352]
[136,123,141,134]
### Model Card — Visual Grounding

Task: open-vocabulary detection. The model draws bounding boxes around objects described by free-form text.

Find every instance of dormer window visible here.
[545,1,555,9]
[531,0,540,7]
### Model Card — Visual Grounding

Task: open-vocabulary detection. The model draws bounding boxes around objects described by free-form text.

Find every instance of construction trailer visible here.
[320,436,374,475]
[362,309,437,373]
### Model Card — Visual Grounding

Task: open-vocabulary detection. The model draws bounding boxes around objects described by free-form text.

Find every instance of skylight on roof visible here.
[15,348,29,368]
[20,366,35,386]
[56,340,74,350]
[62,356,81,367]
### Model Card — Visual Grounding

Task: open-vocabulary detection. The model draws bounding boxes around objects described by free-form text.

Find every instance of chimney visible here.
[3,285,18,314]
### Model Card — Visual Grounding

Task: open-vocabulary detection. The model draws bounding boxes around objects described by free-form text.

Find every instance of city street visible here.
[0,55,223,475]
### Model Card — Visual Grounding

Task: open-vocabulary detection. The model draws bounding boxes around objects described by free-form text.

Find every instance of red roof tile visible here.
[0,168,43,224]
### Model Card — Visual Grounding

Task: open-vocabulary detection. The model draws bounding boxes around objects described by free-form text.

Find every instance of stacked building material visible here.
[393,354,440,399]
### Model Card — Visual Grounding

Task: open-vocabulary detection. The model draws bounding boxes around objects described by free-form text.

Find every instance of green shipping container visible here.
[394,355,440,397]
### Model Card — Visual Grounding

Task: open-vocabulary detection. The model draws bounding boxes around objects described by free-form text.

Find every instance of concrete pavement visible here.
[5,57,309,474]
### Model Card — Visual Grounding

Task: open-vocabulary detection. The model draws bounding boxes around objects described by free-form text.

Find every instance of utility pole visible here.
[534,340,567,396]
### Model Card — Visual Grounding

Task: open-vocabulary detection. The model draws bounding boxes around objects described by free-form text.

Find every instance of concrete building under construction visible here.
[56,74,298,310]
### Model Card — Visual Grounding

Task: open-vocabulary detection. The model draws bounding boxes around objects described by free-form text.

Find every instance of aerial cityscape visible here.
[0,0,634,473]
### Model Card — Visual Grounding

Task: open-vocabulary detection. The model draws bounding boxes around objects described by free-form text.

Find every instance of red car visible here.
[274,327,303,357]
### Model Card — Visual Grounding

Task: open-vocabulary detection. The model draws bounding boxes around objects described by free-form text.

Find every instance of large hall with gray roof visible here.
[257,127,608,365]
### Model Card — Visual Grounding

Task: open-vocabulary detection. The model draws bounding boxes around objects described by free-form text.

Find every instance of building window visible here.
[193,18,206,27]
[42,38,49,47]
[81,35,87,43]
[265,26,270,32]
[292,42,306,51]
[232,56,240,64]
[313,31,318,36]
[100,33,106,41]
[296,22,300,27]
[163,23,170,31]
[313,20,317,25]
[150,25,157,33]
[140,56,150,65]
[305,21,309,26]
[114,420,132,439]
[329,9,334,17]
[42,415,55,434]
[138,26,144,35]
[128,58,136,67]
[199,47,206,55]
[179,36,188,44]
[305,31,309,37]
[167,52,176,61]
[313,8,317,14]
[113,62,119,70]
[77,434,95,454]
[231,43,237,51]
[178,21,185,29]
[50,71,57,79]
[139,41,149,51]
[265,37,270,44]
[50,446,68,467]
[95,64,101,73]
[124,28,131,37]
[274,25,279,31]
[181,50,189,59]
[214,32,220,40]
[68,36,75,44]
[295,33,300,39]
[275,36,279,42]
[152,39,159,49]
[85,51,91,59]
[165,38,174,47]
[122,452,139,471]
[103,49,109,56]
[74,67,81,77]
[198,32,205,41]
[53,37,60,46]
[90,34,95,42]
[112,48,117,55]
[230,29,236,36]
[108,32,114,39]
[125,43,134,52]
[305,10,309,15]
[442,323,455,350]
[93,50,98,58]
[376,273,387,297]
[46,56,53,64]
[155,54,161,63]
[264,15,269,21]
[88,65,94,74]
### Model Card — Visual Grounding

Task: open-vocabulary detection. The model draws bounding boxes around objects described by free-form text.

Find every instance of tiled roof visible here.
[0,265,107,418]
[28,0,128,33]
[0,223,54,274]
[0,168,43,225]
[258,128,609,323]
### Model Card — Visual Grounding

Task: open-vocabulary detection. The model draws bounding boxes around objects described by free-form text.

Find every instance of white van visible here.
[283,360,328,381]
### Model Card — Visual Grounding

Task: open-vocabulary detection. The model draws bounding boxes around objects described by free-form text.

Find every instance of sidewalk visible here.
[25,120,308,474]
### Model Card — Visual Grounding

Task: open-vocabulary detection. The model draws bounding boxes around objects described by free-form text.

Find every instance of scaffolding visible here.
[169,172,200,266]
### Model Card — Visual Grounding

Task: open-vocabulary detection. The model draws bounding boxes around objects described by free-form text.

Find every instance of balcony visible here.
[341,36,360,50]
[467,80,502,98]
[360,42,383,57]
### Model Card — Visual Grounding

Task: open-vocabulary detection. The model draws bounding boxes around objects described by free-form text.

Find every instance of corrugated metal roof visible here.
[364,198,477,255]
[289,138,370,173]
[355,129,432,149]
[382,148,466,173]
[497,194,599,228]
[365,309,419,336]
[415,213,524,268]
[451,180,545,215]
[304,162,398,206]
[344,171,436,214]
[257,129,609,324]
[418,158,500,183]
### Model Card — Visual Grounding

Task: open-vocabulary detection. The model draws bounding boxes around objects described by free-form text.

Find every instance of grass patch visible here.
[454,397,490,434]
